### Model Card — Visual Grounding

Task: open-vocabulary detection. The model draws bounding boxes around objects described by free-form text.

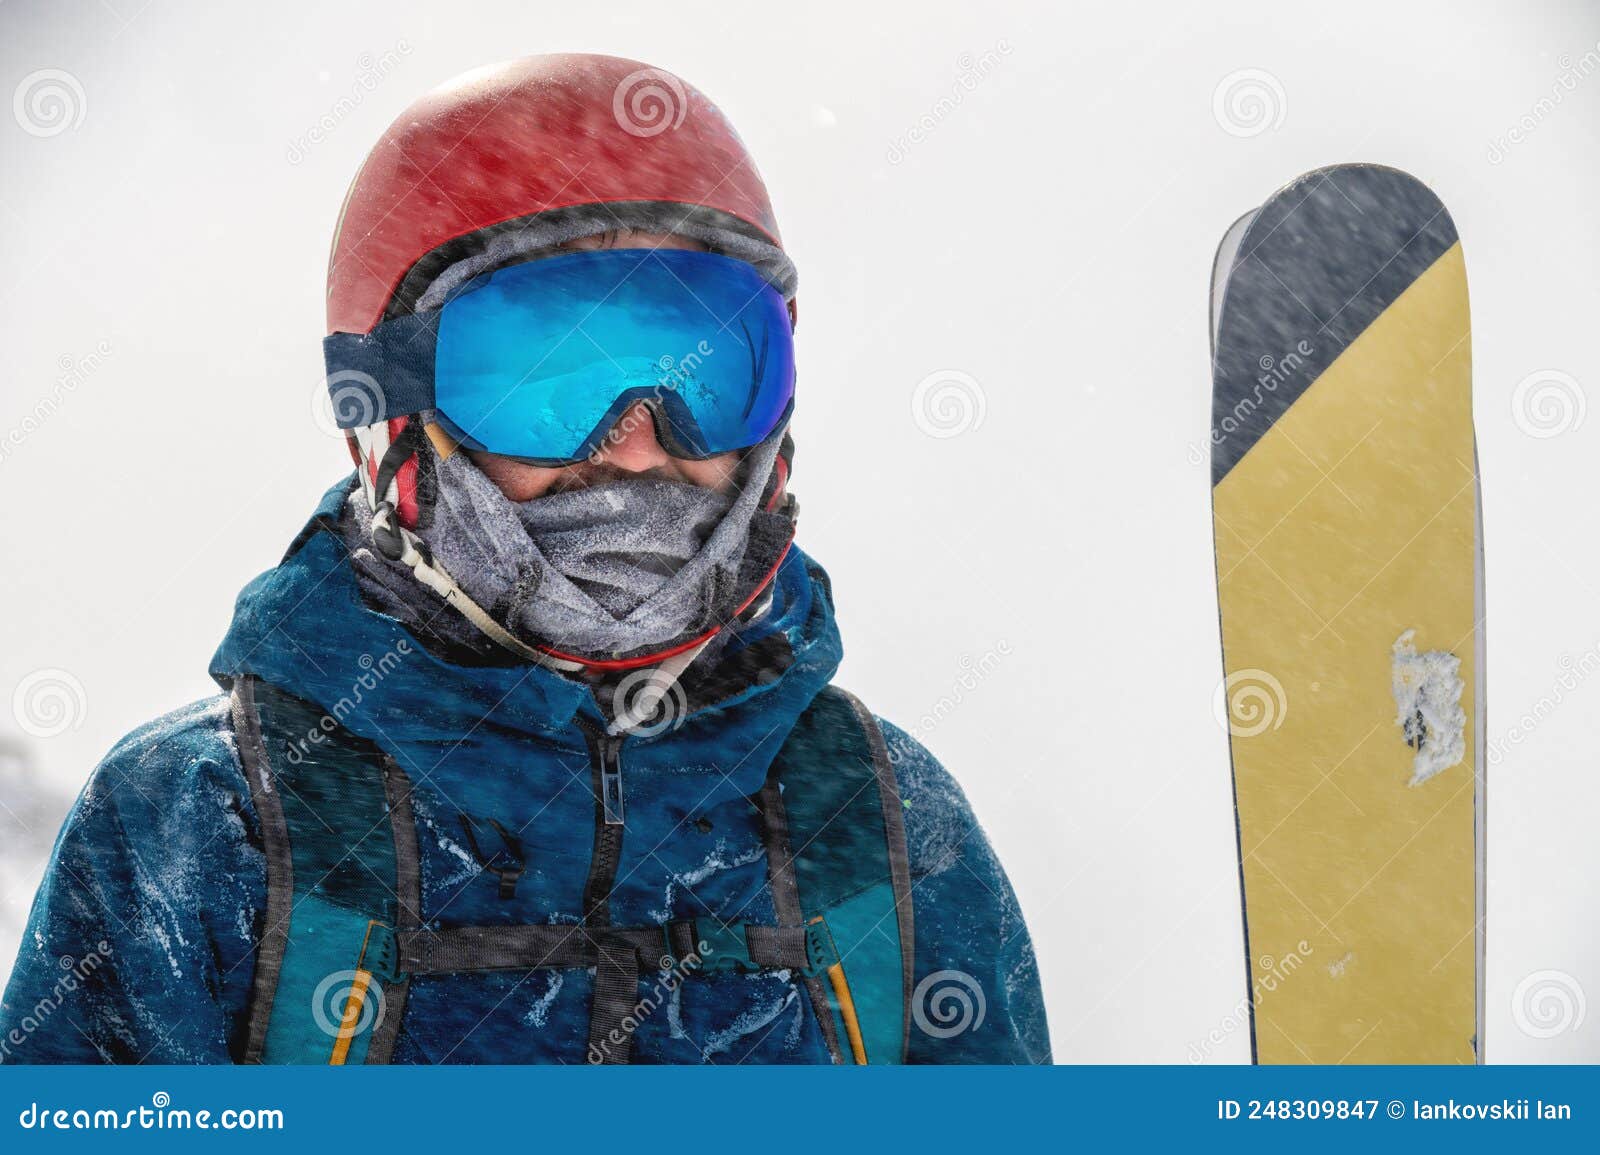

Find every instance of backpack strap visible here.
[757,685,915,1064]
[232,676,420,1065]
[233,676,912,1065]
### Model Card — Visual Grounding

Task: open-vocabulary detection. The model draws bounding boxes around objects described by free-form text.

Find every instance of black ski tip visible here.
[1208,163,1459,486]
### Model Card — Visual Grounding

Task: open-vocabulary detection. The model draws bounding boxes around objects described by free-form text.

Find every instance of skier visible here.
[0,54,1049,1064]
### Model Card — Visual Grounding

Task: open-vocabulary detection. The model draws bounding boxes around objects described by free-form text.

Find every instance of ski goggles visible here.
[323,248,795,464]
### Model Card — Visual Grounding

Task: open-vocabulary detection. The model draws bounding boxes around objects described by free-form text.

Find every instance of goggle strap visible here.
[324,313,439,428]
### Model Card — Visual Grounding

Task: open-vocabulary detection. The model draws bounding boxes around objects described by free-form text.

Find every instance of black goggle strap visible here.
[324,312,439,431]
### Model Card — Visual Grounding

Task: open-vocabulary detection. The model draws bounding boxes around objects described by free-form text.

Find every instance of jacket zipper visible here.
[578,722,626,927]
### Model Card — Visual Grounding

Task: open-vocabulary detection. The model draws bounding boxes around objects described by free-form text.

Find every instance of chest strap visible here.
[384,920,835,1065]
[389,919,830,978]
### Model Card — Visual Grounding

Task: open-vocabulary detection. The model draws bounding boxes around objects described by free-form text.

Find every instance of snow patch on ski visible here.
[1390,630,1466,785]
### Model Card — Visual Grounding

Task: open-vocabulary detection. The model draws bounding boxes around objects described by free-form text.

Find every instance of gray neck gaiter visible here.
[400,429,788,661]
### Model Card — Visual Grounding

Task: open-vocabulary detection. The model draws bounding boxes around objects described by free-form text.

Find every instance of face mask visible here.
[415,429,790,663]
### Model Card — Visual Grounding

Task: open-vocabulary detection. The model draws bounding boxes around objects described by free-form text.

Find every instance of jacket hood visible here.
[210,478,843,755]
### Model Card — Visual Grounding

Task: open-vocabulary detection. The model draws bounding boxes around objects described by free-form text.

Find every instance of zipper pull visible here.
[598,735,625,826]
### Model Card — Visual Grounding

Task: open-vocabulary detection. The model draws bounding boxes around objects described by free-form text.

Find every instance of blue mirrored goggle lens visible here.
[432,248,794,463]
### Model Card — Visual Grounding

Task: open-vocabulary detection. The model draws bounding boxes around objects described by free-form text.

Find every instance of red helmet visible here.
[325,54,797,673]
[327,52,791,335]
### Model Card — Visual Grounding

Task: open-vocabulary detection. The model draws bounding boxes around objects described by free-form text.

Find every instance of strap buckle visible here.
[686,920,758,974]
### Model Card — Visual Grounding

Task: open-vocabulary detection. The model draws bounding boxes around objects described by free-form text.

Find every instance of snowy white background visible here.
[2,0,1598,1062]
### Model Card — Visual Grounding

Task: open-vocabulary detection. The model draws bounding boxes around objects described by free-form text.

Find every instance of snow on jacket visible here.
[0,480,1049,1064]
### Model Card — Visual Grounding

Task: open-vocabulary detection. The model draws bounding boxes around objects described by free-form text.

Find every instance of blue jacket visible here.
[1,481,1049,1064]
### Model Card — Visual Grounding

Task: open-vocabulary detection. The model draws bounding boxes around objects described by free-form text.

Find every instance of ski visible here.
[1209,163,1484,1064]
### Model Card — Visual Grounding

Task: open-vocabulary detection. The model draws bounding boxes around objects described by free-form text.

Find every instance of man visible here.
[1,54,1048,1064]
